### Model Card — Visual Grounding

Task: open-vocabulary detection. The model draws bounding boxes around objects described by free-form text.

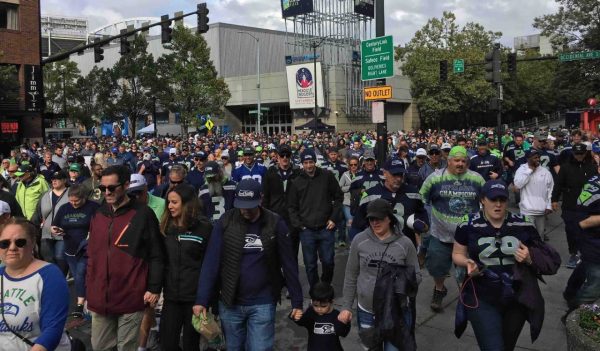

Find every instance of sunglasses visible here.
[98,183,123,193]
[0,238,27,249]
[349,163,358,167]
[170,179,184,185]
[429,150,441,155]
[279,154,291,159]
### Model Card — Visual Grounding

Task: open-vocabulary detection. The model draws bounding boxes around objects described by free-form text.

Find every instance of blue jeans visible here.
[64,254,87,298]
[218,302,276,351]
[575,261,600,306]
[466,299,527,351]
[356,306,405,351]
[41,239,68,275]
[299,228,335,288]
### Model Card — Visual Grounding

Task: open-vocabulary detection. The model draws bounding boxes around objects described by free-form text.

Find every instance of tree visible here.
[0,51,19,105]
[396,12,501,128]
[155,25,231,136]
[534,0,600,108]
[71,67,116,129]
[42,60,81,124]
[111,34,157,138]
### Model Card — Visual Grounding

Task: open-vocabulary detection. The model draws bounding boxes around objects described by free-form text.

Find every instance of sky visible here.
[40,0,560,47]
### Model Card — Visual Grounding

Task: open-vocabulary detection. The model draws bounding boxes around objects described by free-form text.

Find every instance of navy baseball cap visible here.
[525,148,541,158]
[234,179,262,209]
[300,149,316,163]
[383,158,406,175]
[482,180,509,200]
[195,151,208,160]
[204,161,220,178]
[243,147,255,155]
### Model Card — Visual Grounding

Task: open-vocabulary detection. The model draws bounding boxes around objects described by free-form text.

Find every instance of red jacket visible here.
[86,200,165,315]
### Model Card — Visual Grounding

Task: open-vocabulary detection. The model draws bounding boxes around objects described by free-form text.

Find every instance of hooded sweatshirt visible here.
[342,227,421,314]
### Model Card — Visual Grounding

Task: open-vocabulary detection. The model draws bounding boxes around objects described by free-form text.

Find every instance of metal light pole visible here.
[238,31,261,134]
[310,37,326,134]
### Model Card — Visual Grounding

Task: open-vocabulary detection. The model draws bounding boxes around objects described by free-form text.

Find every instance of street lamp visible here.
[310,37,327,134]
[238,31,261,134]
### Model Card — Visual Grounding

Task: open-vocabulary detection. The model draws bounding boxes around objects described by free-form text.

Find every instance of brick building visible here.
[0,0,43,155]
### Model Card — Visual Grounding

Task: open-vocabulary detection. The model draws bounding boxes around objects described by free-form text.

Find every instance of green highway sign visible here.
[559,50,600,62]
[453,59,464,73]
[361,35,394,81]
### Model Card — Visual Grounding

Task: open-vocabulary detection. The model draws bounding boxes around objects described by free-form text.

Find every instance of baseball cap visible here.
[534,132,547,141]
[111,147,118,154]
[441,143,452,151]
[51,170,67,180]
[204,161,220,178]
[14,164,33,177]
[234,179,262,209]
[363,149,375,160]
[383,158,406,175]
[128,174,147,193]
[573,143,587,154]
[195,151,208,160]
[277,144,292,156]
[526,148,541,158]
[169,148,177,155]
[477,139,488,146]
[300,149,316,163]
[482,180,509,200]
[221,150,230,159]
[366,199,393,220]
[69,163,82,173]
[0,200,10,216]
[243,147,255,155]
[415,148,428,158]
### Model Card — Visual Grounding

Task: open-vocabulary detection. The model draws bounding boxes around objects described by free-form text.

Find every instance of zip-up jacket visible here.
[262,166,301,224]
[15,174,49,220]
[31,188,70,240]
[287,167,343,231]
[86,200,165,315]
[162,219,212,302]
[552,155,597,210]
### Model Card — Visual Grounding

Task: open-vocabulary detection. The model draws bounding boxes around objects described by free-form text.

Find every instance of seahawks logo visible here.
[314,323,335,335]
[244,234,263,251]
[0,303,19,316]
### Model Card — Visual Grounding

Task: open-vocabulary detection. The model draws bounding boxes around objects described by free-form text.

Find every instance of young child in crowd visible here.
[293,282,351,351]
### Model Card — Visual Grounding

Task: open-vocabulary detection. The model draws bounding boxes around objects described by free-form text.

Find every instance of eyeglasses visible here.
[349,163,358,167]
[0,238,27,250]
[98,183,123,193]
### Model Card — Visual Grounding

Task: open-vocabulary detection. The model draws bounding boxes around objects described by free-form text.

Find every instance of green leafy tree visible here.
[71,67,116,129]
[111,34,157,138]
[396,12,502,128]
[0,51,19,104]
[42,60,81,126]
[155,25,230,136]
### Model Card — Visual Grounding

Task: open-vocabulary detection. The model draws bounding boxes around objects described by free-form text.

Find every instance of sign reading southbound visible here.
[361,36,394,81]
[364,86,392,101]
[281,0,313,18]
[559,50,600,62]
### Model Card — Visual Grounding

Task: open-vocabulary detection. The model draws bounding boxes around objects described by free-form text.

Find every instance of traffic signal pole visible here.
[375,0,388,153]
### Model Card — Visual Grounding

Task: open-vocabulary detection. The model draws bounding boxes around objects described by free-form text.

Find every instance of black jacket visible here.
[162,218,212,302]
[287,167,343,231]
[262,166,301,224]
[552,155,598,210]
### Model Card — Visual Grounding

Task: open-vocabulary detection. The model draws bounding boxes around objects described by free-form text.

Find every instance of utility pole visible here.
[313,41,318,134]
[485,43,503,147]
[375,0,388,156]
[238,32,261,134]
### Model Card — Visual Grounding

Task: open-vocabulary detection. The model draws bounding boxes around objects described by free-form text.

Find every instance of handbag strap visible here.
[1,274,35,346]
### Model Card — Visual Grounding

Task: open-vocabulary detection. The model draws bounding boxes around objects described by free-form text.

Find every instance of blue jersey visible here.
[199,180,237,222]
[320,160,348,181]
[539,149,559,176]
[232,162,267,184]
[577,175,600,263]
[469,152,503,181]
[349,169,384,192]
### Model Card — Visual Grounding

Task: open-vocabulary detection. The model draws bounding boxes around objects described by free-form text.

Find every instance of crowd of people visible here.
[0,125,597,351]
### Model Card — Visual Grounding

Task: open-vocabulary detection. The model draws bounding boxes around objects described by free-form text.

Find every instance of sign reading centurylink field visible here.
[361,36,394,81]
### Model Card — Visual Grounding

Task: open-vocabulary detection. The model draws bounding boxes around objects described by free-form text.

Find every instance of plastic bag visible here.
[192,312,222,341]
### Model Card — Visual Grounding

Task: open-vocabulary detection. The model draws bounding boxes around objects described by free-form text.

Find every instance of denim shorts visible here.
[425,236,454,278]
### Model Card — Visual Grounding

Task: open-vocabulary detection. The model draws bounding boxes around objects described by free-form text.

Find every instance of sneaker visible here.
[566,254,580,269]
[430,286,447,312]
[543,234,550,241]
[70,304,84,319]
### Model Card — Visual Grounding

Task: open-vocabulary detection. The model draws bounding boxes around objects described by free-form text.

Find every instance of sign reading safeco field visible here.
[361,35,394,81]
[364,86,392,101]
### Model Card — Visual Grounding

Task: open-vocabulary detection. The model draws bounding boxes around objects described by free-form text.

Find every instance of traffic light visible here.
[485,43,502,84]
[93,44,104,63]
[161,15,173,44]
[197,3,210,34]
[507,52,517,75]
[439,60,448,82]
[119,29,131,55]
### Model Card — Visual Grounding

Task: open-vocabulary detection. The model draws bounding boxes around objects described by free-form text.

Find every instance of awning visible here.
[295,119,335,132]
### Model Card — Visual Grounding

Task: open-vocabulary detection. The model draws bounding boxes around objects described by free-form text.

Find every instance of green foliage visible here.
[42,60,81,123]
[0,65,19,104]
[579,304,600,343]
[70,67,116,128]
[155,25,230,136]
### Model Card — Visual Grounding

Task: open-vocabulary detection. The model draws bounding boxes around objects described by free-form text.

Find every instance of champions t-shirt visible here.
[0,264,70,351]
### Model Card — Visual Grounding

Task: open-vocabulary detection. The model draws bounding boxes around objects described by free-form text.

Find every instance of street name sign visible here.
[559,50,600,62]
[453,59,464,73]
[361,35,394,81]
[364,85,392,101]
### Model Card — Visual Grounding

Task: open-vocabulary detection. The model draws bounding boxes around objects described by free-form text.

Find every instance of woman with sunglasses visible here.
[452,180,560,351]
[340,199,420,350]
[339,156,360,246]
[159,184,212,351]
[51,184,99,319]
[0,218,71,350]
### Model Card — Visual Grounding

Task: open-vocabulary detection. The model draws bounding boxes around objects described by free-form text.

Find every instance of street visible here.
[68,208,572,350]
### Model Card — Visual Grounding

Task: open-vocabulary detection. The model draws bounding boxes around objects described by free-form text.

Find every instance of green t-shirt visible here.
[147,193,165,220]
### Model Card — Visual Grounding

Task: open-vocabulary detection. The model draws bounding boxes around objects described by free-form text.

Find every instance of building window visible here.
[0,3,19,30]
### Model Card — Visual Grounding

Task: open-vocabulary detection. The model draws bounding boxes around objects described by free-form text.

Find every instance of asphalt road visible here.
[67,209,575,350]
